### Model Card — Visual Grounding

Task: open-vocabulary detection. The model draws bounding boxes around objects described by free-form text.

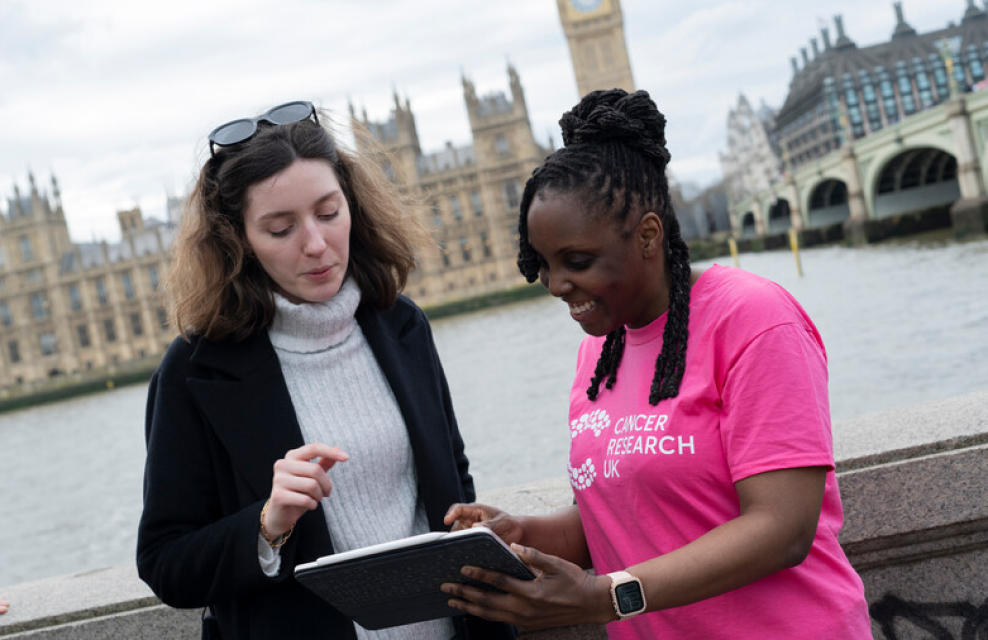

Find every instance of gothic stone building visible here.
[351,66,548,307]
[0,174,174,391]
[777,2,988,170]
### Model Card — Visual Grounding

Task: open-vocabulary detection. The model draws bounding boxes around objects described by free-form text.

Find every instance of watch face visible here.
[570,0,603,12]
[615,581,646,614]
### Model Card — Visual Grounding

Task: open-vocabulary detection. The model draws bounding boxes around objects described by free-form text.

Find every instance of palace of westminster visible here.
[0,1,637,390]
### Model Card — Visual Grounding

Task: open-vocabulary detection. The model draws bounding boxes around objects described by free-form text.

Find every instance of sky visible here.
[0,0,972,243]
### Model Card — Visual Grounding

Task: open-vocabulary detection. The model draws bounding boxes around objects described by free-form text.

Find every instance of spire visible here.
[51,173,62,209]
[791,56,799,76]
[507,60,520,86]
[963,0,987,22]
[28,170,37,194]
[461,73,477,105]
[833,14,856,49]
[820,26,832,51]
[892,2,917,38]
[810,37,819,58]
[801,47,810,66]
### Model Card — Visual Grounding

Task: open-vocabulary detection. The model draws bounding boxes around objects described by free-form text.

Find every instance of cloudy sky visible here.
[0,0,969,242]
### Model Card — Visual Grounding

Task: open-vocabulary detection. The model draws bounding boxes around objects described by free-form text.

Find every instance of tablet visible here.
[294,526,535,630]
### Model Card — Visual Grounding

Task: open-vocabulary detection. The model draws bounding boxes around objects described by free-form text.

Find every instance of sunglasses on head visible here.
[208,100,319,156]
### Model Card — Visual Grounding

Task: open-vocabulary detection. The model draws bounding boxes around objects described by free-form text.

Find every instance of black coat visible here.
[137,297,513,639]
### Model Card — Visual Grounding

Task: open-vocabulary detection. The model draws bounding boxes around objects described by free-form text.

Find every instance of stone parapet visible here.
[2,391,986,639]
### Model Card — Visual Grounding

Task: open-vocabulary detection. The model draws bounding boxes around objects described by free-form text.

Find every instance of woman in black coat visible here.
[137,100,512,640]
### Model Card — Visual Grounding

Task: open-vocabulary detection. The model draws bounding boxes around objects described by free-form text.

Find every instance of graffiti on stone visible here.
[870,594,988,639]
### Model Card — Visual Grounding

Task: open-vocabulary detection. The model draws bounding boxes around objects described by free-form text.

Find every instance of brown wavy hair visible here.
[168,112,428,342]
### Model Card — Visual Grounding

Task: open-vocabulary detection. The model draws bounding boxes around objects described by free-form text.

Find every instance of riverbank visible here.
[0,204,972,415]
[0,284,556,415]
[0,358,160,416]
[687,202,955,261]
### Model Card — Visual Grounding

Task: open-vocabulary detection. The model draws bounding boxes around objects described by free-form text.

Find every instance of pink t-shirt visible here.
[568,265,871,639]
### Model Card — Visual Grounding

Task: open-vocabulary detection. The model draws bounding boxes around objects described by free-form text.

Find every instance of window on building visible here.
[494,134,510,156]
[0,301,10,327]
[68,284,83,311]
[896,65,916,115]
[859,71,881,133]
[95,278,109,306]
[431,200,442,228]
[502,180,520,210]
[0,245,4,268]
[953,55,967,88]
[104,318,117,342]
[18,235,34,261]
[847,105,864,139]
[8,340,20,363]
[470,191,483,217]
[968,46,984,84]
[24,268,43,283]
[460,237,471,262]
[931,56,949,100]
[130,312,144,336]
[77,324,91,348]
[147,265,160,291]
[121,271,135,300]
[449,195,463,221]
[439,242,450,268]
[40,332,57,356]
[30,293,48,320]
[157,307,168,329]
[878,70,899,124]
[480,231,492,258]
[913,59,933,108]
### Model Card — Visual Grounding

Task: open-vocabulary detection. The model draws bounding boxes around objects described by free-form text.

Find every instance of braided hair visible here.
[517,89,691,405]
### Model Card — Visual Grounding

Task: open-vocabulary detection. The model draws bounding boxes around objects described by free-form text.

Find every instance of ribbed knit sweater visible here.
[261,278,454,639]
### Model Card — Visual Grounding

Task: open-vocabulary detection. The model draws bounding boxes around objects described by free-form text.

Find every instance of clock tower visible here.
[557,0,635,98]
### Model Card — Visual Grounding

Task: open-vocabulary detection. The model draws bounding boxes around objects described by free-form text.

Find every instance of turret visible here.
[892,2,917,38]
[833,15,856,49]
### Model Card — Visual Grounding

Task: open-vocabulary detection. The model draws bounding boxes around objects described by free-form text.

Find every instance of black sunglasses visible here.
[208,100,318,156]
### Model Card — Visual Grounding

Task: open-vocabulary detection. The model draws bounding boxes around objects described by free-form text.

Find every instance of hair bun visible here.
[559,89,671,165]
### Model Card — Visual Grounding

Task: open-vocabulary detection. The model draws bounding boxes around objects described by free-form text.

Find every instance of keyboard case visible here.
[294,527,535,630]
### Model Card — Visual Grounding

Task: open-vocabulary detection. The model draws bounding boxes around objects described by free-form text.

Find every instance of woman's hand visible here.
[444,503,525,546]
[263,442,348,538]
[441,543,614,630]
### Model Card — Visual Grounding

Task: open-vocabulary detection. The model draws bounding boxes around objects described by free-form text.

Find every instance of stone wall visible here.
[2,390,986,639]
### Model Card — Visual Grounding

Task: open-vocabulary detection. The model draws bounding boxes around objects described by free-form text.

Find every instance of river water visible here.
[1,235,986,589]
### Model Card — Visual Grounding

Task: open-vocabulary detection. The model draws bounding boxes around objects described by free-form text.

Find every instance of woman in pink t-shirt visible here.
[442,89,871,639]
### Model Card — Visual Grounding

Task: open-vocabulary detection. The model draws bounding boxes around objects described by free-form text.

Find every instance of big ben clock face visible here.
[570,0,603,11]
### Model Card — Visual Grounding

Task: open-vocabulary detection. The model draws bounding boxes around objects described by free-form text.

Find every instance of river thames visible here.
[1,234,986,588]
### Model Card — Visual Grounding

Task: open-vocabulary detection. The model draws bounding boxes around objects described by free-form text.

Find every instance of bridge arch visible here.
[740,211,757,237]
[767,199,791,232]
[868,146,960,218]
[806,179,850,227]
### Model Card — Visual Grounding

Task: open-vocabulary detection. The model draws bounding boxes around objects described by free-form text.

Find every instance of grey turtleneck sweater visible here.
[260,278,454,639]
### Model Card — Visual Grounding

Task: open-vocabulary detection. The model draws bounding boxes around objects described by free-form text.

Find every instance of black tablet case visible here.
[294,529,536,630]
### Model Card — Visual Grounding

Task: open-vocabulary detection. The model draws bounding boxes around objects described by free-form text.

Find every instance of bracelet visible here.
[259,499,294,549]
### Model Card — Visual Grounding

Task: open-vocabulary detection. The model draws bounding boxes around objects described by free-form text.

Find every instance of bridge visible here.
[731,91,988,241]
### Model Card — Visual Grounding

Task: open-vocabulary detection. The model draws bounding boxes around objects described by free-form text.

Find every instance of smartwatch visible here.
[606,570,647,620]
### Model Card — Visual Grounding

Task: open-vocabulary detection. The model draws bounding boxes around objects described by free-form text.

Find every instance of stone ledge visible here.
[839,444,988,544]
